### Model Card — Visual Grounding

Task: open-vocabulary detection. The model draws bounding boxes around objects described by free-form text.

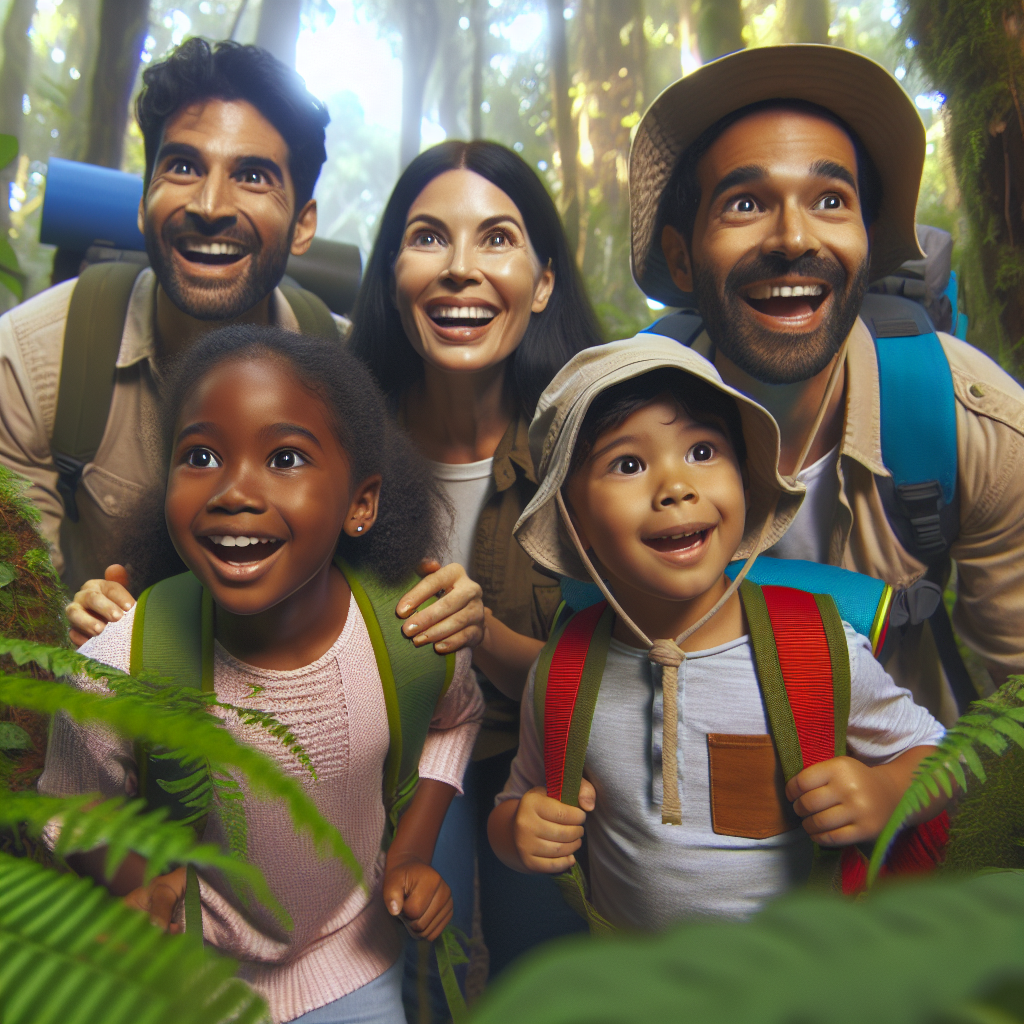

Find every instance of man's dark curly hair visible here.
[122,326,451,594]
[135,38,330,208]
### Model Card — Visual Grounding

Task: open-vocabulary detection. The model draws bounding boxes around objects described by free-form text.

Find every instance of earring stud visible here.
[356,525,364,532]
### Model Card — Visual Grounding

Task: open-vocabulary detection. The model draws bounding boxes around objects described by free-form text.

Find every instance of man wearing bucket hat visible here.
[630,45,1024,725]
[488,336,945,926]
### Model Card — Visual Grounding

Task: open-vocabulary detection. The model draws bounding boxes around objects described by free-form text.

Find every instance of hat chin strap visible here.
[554,335,850,825]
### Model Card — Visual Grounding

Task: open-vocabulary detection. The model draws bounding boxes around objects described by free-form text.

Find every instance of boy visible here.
[488,336,946,927]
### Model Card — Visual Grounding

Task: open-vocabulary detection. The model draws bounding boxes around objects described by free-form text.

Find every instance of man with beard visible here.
[0,39,341,594]
[631,45,1024,722]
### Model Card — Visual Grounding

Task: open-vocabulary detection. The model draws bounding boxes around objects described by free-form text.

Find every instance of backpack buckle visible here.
[52,451,85,522]
[894,480,946,556]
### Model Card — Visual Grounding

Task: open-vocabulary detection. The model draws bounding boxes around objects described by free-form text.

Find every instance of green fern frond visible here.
[868,679,1024,885]
[0,673,363,887]
[0,851,270,1024]
[0,791,289,928]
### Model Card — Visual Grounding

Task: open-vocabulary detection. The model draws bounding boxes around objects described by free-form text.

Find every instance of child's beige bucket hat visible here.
[515,335,804,583]
[630,44,927,307]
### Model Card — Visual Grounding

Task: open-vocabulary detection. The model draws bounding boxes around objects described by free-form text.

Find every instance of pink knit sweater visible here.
[39,600,483,1023]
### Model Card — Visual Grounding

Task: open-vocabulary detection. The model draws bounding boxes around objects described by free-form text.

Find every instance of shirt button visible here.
[969,383,986,398]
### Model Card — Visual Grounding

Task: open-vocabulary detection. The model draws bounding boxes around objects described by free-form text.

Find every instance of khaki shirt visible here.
[469,416,562,759]
[698,317,1024,723]
[0,268,348,593]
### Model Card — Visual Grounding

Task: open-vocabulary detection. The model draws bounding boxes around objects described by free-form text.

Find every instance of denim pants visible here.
[288,958,403,1024]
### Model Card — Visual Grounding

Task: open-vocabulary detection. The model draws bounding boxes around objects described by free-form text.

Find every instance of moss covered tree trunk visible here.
[0,0,35,235]
[902,1,1024,378]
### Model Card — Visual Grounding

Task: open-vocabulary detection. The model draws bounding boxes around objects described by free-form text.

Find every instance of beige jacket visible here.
[0,268,349,593]
[695,318,1024,723]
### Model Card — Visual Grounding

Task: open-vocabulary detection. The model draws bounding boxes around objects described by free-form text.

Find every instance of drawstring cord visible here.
[554,338,849,824]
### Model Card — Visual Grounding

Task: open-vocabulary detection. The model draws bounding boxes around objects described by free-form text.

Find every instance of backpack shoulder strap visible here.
[129,571,213,819]
[280,283,340,340]
[738,579,850,780]
[532,600,614,805]
[52,261,146,520]
[859,292,959,562]
[337,557,455,834]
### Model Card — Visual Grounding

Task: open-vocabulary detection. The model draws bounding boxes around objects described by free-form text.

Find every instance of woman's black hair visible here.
[122,325,449,594]
[348,140,604,419]
[569,369,748,478]
[135,38,330,208]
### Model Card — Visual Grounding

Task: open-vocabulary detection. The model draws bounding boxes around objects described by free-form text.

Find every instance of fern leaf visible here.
[0,792,290,929]
[0,852,270,1024]
[868,679,1024,886]
[0,673,363,886]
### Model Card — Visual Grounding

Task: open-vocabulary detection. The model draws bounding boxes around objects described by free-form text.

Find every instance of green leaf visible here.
[0,852,270,1024]
[0,561,15,588]
[0,134,17,172]
[0,721,32,749]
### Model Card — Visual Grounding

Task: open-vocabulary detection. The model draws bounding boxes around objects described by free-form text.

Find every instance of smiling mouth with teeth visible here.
[428,305,497,328]
[203,535,281,564]
[177,241,248,266]
[643,528,710,554]
[742,282,828,319]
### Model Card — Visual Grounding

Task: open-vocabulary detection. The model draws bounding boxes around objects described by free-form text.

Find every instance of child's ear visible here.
[344,474,383,537]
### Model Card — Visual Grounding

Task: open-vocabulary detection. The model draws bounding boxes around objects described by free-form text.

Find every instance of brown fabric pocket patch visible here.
[707,733,801,840]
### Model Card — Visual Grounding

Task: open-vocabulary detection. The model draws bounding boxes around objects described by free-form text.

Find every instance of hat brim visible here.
[630,45,926,307]
[515,336,804,582]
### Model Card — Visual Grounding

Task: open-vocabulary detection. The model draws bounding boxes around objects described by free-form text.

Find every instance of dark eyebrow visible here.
[809,159,858,192]
[233,155,284,183]
[155,141,203,168]
[175,421,216,445]
[405,213,448,232]
[588,434,640,464]
[259,422,324,450]
[709,165,768,205]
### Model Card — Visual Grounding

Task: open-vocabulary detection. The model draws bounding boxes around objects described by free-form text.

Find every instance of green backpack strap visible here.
[52,261,146,521]
[130,571,213,820]
[337,557,456,840]
[279,283,341,340]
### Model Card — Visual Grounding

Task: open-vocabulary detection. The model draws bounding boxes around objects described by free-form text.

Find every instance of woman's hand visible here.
[382,857,453,942]
[123,865,188,933]
[396,559,484,654]
[66,564,135,647]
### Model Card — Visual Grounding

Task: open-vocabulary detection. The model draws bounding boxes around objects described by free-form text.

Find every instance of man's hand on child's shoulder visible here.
[513,780,596,874]
[784,745,942,847]
[383,857,453,943]
[123,865,187,933]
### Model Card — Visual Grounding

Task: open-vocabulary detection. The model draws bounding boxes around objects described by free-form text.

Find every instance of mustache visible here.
[162,213,260,252]
[723,252,848,295]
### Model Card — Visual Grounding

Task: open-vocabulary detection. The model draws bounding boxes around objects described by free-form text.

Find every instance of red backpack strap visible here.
[739,579,850,779]
[535,601,614,805]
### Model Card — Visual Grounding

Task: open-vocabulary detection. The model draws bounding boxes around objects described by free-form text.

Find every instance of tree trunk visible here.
[902,0,1024,378]
[470,0,485,139]
[783,0,831,44]
[696,0,744,61]
[60,0,101,161]
[0,0,36,233]
[399,0,440,169]
[547,0,579,256]
[255,0,302,67]
[84,0,150,169]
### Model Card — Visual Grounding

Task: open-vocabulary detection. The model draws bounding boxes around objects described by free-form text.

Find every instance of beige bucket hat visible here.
[630,44,927,307]
[515,334,804,583]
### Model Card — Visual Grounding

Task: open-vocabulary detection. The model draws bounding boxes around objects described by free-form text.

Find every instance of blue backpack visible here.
[571,285,974,710]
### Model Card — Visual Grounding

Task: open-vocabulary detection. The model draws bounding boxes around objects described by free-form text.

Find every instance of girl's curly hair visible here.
[123,325,450,594]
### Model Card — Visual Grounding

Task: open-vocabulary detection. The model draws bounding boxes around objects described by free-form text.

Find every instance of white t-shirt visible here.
[498,623,944,928]
[427,457,495,572]
[767,442,841,563]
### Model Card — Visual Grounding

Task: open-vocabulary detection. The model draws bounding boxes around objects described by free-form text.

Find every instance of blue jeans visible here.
[288,959,403,1024]
[402,751,588,1022]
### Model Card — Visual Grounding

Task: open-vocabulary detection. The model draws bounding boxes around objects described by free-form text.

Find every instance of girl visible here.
[348,141,603,993]
[39,326,484,1024]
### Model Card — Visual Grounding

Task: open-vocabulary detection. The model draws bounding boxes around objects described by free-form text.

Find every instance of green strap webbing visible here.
[559,605,614,807]
[814,593,851,758]
[280,284,340,340]
[739,579,804,782]
[52,261,145,463]
[336,557,455,835]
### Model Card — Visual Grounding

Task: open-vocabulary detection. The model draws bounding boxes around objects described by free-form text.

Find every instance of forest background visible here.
[0,0,1020,377]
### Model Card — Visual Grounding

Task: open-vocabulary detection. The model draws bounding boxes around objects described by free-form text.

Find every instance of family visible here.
[1,33,1021,1024]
